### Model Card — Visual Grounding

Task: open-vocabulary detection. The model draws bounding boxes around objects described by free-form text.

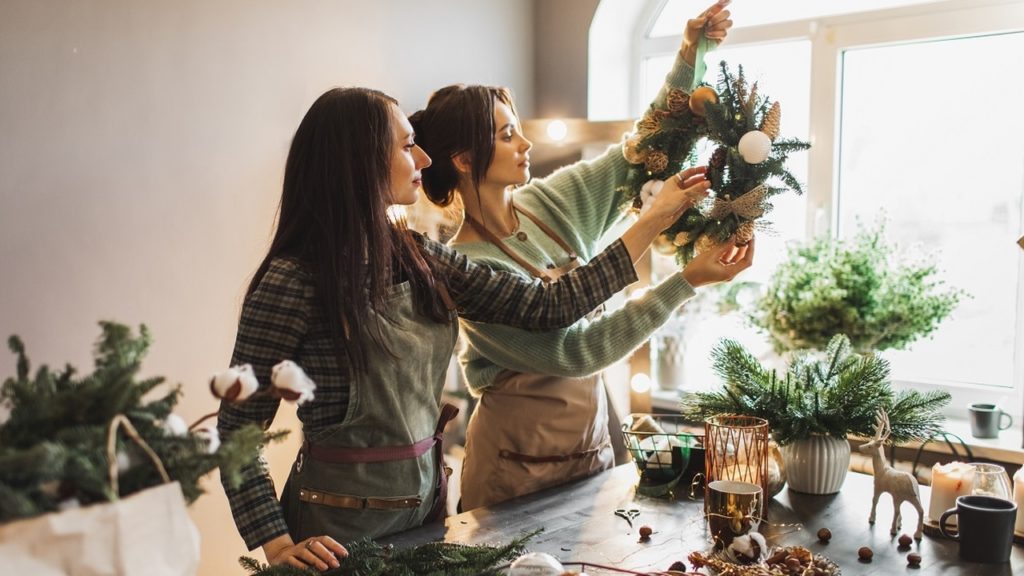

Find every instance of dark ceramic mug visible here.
[939,495,1017,563]
[967,403,1013,438]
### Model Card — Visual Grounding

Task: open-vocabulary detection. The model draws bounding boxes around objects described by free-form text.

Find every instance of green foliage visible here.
[0,322,283,522]
[619,61,809,263]
[240,531,540,576]
[680,335,950,446]
[751,221,965,353]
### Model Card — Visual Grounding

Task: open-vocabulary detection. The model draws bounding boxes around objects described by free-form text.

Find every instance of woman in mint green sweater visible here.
[410,1,748,510]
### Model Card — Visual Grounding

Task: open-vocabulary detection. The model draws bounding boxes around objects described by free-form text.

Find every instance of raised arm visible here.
[521,1,733,245]
[459,239,754,384]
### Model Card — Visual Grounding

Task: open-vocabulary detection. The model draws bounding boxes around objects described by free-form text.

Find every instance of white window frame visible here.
[622,0,1024,419]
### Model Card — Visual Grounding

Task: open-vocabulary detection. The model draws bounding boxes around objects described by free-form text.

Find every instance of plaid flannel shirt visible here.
[218,234,636,549]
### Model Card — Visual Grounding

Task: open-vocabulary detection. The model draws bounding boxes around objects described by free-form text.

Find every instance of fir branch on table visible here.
[680,334,950,446]
[0,322,282,522]
[240,530,541,576]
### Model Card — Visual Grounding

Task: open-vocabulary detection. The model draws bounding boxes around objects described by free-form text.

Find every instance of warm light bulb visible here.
[630,373,651,394]
[546,119,568,142]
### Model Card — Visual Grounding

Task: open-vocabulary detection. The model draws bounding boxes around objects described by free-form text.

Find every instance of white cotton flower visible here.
[271,360,316,406]
[209,363,260,402]
[193,427,221,454]
[639,179,666,215]
[162,413,189,437]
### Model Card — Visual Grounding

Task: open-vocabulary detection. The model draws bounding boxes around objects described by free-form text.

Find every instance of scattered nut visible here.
[816,528,832,543]
[898,534,913,549]
[858,546,873,561]
[667,560,688,572]
[907,552,922,567]
[638,525,653,541]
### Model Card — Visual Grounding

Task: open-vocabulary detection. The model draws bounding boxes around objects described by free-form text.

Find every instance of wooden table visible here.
[385,464,1024,575]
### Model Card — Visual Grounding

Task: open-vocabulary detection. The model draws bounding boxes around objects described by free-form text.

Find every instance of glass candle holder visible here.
[704,414,770,512]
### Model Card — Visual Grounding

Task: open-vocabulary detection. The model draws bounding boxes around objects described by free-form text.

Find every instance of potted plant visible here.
[751,221,964,354]
[681,334,950,494]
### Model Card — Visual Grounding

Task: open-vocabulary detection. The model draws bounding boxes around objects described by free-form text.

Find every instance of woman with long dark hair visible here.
[217,86,744,571]
[409,1,745,511]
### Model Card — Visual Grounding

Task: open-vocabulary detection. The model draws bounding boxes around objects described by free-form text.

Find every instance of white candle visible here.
[928,461,974,525]
[1013,466,1024,534]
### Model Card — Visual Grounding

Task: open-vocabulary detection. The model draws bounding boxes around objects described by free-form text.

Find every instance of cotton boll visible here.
[209,364,259,402]
[271,360,316,405]
[508,552,565,575]
[162,413,189,437]
[193,427,221,454]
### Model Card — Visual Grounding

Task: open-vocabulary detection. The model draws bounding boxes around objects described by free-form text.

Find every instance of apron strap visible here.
[302,403,460,523]
[425,402,460,524]
[461,204,579,283]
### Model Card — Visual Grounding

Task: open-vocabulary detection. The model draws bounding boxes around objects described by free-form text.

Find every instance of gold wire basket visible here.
[621,414,703,497]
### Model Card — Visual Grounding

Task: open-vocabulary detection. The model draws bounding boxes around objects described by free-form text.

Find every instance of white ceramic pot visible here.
[779,435,850,495]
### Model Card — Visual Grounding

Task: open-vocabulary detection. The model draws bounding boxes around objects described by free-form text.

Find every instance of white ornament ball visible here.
[508,552,565,575]
[737,130,772,164]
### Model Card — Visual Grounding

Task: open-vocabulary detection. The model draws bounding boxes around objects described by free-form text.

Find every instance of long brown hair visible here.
[249,87,449,375]
[409,84,518,207]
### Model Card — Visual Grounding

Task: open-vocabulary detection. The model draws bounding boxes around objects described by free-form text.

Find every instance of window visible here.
[598,0,1024,417]
[837,32,1024,396]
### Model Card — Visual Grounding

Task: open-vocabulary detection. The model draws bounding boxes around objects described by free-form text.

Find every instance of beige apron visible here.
[458,206,614,510]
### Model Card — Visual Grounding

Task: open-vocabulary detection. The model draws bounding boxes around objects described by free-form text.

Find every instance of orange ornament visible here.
[689,86,718,116]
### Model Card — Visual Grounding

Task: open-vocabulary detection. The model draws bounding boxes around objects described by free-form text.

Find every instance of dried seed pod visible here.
[858,546,873,561]
[816,528,832,543]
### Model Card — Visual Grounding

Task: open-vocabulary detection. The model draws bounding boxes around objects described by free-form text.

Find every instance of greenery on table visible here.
[750,221,964,353]
[680,334,950,446]
[0,322,278,522]
[239,531,539,576]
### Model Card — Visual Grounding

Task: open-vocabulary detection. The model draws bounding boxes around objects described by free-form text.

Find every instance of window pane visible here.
[837,32,1024,389]
[648,0,946,37]
[644,40,812,392]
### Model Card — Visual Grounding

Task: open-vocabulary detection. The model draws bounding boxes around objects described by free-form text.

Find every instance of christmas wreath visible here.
[620,61,810,263]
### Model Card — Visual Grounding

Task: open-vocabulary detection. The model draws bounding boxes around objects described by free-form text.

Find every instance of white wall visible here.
[0,1,533,574]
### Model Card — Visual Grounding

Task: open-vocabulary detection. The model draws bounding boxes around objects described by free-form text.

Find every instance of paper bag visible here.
[0,481,200,576]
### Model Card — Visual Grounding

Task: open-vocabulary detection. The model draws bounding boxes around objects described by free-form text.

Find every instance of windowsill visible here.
[650,389,1024,465]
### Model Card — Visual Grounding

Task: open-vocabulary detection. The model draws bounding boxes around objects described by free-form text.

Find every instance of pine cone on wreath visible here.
[760,102,781,141]
[710,146,728,172]
[666,89,690,113]
[735,221,756,245]
[623,136,645,164]
[645,150,669,174]
[637,113,661,136]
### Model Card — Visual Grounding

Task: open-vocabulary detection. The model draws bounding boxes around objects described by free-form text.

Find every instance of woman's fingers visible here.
[319,536,349,559]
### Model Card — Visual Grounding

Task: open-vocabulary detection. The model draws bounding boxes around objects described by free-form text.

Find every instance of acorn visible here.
[638,525,653,542]
[858,546,873,561]
[816,528,832,543]
[907,552,922,567]
[898,534,913,549]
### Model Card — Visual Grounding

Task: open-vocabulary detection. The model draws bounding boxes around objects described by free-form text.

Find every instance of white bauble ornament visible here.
[508,552,564,575]
[737,130,772,164]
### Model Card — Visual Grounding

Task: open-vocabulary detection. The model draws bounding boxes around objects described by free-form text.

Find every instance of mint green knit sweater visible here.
[453,50,703,395]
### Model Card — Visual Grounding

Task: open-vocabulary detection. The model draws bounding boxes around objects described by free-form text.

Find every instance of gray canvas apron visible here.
[279,280,459,543]
[458,206,614,510]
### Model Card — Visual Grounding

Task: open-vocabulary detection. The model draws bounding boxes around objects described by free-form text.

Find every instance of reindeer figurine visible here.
[858,409,924,540]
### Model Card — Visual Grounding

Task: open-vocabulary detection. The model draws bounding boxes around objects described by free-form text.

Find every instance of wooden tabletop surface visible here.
[383,464,1024,575]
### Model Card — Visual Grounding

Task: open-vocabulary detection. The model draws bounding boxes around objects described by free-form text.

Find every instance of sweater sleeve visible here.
[415,233,637,330]
[217,260,311,550]
[515,53,701,248]
[459,270,695,383]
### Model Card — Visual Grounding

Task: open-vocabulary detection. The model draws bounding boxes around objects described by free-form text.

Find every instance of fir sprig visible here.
[680,334,950,446]
[0,322,283,522]
[240,530,540,576]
